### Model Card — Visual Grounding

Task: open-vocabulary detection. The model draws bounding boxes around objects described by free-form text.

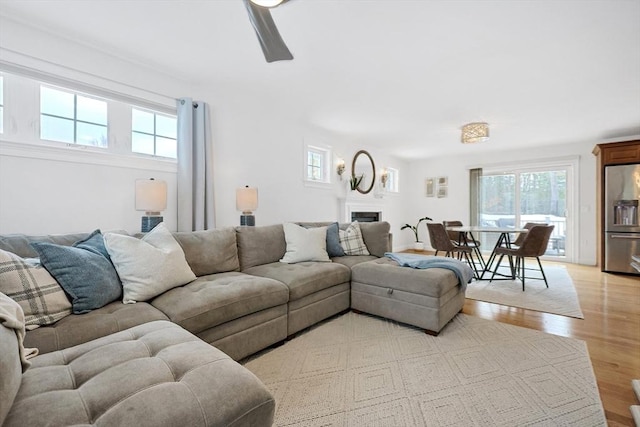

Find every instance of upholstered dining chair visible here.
[489,224,555,290]
[427,222,480,279]
[511,222,548,248]
[443,220,484,268]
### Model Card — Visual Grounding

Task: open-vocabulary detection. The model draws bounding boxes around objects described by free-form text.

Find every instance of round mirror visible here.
[351,150,376,194]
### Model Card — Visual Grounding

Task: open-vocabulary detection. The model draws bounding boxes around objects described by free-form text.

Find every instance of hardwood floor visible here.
[461,261,640,426]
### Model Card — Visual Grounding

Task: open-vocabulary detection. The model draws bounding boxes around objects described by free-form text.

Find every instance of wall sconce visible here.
[135,178,167,232]
[380,168,389,188]
[336,158,346,180]
[236,185,258,226]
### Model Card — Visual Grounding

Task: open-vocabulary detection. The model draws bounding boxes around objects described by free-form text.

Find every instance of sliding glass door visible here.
[477,165,571,260]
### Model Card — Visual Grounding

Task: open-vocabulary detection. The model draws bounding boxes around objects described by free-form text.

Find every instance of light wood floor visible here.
[461,261,640,426]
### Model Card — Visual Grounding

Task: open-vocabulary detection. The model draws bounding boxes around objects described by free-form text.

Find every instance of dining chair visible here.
[511,222,547,247]
[443,220,484,269]
[427,222,480,279]
[489,224,555,290]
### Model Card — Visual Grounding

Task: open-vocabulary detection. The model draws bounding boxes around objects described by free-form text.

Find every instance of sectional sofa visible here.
[0,221,467,426]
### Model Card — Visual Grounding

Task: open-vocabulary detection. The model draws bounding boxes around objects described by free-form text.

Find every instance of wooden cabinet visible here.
[594,141,640,165]
[592,140,640,270]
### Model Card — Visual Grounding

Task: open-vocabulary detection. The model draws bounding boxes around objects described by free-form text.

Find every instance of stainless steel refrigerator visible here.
[604,164,640,274]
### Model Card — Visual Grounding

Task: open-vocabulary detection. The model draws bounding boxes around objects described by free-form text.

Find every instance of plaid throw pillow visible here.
[339,222,370,256]
[0,249,72,330]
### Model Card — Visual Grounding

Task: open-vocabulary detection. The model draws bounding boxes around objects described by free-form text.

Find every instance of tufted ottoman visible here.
[3,320,275,427]
[350,257,466,335]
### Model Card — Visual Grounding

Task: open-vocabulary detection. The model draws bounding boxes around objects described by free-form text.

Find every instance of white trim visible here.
[303,139,333,186]
[0,139,177,173]
[0,51,177,113]
[477,156,579,263]
[340,196,385,223]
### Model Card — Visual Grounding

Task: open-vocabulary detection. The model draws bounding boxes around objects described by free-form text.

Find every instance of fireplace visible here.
[351,211,381,222]
[341,199,384,223]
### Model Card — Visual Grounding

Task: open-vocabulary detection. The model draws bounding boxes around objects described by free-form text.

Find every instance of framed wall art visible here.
[425,178,435,197]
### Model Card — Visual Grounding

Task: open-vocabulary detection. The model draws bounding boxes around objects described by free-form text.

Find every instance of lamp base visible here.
[240,214,255,226]
[141,216,163,233]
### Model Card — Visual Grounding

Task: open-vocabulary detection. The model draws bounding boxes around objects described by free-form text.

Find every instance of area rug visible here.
[467,265,584,319]
[243,312,605,426]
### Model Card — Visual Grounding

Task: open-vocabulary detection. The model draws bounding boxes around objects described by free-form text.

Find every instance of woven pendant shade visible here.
[461,122,490,144]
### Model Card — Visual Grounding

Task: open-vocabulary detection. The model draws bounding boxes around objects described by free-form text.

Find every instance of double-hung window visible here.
[304,143,332,185]
[131,108,177,158]
[40,86,108,147]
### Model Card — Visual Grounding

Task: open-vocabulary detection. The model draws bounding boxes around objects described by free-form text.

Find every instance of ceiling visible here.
[0,0,639,159]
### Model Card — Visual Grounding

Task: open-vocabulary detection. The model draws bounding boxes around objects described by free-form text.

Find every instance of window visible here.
[0,75,4,134]
[473,163,574,260]
[132,108,177,159]
[305,144,331,184]
[385,167,399,192]
[40,86,108,147]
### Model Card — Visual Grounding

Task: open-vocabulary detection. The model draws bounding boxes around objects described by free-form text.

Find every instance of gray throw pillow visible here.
[325,222,346,257]
[31,230,122,314]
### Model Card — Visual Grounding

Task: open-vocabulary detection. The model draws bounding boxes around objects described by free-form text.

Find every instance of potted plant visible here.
[349,174,364,191]
[401,216,433,250]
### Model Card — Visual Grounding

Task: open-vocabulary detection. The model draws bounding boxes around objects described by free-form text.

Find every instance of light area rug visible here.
[467,265,584,319]
[243,312,605,426]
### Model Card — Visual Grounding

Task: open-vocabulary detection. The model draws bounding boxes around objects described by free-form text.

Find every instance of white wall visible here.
[406,141,598,265]
[0,18,604,260]
[0,17,412,244]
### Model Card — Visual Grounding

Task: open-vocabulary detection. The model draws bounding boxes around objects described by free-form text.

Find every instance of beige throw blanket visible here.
[0,292,39,372]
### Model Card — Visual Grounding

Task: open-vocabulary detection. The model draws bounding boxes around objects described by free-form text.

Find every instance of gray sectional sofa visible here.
[0,221,467,426]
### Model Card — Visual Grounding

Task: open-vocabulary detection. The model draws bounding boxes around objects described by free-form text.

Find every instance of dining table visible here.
[447,226,529,280]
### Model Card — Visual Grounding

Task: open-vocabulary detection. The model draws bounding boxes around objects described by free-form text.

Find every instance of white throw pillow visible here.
[339,221,370,255]
[104,223,196,303]
[280,223,330,263]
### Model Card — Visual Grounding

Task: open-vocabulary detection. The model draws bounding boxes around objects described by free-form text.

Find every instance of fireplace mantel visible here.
[339,196,385,223]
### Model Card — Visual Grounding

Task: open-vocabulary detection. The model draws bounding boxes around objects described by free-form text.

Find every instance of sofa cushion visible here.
[244,261,351,301]
[104,223,196,303]
[150,272,289,335]
[236,224,286,270]
[23,301,168,355]
[0,249,72,329]
[0,323,21,426]
[357,221,392,257]
[31,230,122,314]
[299,222,345,257]
[173,228,240,276]
[0,233,91,259]
[339,221,370,255]
[4,321,275,427]
[331,255,379,268]
[280,222,330,263]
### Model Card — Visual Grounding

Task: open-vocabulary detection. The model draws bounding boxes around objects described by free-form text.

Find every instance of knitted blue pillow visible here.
[32,230,122,314]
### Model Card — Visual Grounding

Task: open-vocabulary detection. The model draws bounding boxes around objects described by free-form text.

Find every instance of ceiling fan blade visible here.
[244,0,293,63]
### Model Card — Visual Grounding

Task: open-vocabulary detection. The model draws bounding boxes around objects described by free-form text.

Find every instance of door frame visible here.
[479,156,579,263]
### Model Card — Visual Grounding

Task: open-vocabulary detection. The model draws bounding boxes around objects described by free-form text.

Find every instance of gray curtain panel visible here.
[469,168,482,227]
[177,98,215,231]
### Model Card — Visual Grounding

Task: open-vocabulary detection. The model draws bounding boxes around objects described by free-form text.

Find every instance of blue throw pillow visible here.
[32,230,122,314]
[326,222,345,257]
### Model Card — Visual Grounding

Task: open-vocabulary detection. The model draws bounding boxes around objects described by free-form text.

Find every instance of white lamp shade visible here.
[135,179,167,212]
[236,187,258,212]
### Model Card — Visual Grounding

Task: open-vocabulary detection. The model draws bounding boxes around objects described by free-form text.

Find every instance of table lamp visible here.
[135,178,167,232]
[236,186,258,226]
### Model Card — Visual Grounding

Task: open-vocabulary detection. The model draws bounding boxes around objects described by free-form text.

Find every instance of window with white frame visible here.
[385,167,399,192]
[305,144,331,184]
[132,108,178,159]
[40,85,108,147]
[0,70,177,165]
